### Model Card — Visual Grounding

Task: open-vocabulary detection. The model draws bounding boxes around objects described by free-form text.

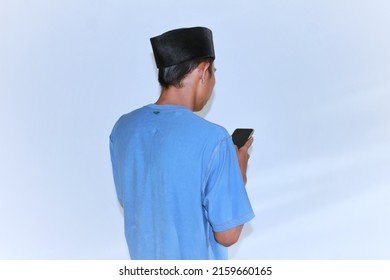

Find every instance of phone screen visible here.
[232,128,254,149]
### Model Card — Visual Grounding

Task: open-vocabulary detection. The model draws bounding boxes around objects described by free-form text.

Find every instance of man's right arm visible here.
[214,137,254,247]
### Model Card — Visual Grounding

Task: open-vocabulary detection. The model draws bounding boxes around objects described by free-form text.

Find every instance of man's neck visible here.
[155,86,196,111]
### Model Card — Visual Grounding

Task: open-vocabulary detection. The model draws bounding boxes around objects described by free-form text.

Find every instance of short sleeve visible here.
[110,133,123,207]
[203,136,255,232]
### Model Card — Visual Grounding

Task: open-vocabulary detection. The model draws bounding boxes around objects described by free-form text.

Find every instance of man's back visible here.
[110,104,254,259]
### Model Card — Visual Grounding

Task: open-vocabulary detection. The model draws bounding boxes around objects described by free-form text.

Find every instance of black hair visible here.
[158,58,214,89]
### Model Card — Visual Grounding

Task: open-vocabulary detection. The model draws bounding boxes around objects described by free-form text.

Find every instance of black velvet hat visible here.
[150,27,215,69]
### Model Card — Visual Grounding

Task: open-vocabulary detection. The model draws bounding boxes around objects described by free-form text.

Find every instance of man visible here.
[110,27,254,259]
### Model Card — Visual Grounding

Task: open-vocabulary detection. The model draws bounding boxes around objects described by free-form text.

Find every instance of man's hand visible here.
[234,137,254,185]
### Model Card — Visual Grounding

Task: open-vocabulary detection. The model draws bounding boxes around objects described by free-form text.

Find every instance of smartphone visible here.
[232,128,254,149]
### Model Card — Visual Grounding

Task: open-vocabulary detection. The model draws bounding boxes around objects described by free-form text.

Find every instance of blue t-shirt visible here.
[110,104,254,259]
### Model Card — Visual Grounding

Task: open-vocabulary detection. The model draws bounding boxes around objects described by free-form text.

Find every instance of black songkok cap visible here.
[150,27,215,69]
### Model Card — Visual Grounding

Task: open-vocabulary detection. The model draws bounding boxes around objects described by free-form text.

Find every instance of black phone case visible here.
[232,128,254,149]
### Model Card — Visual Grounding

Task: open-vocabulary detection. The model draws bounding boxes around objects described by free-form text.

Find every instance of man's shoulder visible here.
[181,114,231,147]
[111,104,230,140]
[194,116,229,137]
[114,105,152,125]
[110,106,149,136]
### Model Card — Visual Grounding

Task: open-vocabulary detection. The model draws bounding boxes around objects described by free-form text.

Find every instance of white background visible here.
[1,0,389,259]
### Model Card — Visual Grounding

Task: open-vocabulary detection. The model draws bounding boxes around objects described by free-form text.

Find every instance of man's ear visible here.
[197,62,211,83]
